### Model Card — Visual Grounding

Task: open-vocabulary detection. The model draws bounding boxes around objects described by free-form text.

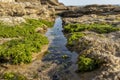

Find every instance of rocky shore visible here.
[0,0,67,25]
[0,0,120,80]
[61,4,120,80]
[0,0,61,79]
[60,5,120,17]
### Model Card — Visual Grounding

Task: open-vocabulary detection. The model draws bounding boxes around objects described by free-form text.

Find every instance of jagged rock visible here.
[41,0,68,13]
[41,0,61,6]
[62,5,120,79]
[0,0,67,25]
[0,0,58,24]
[65,31,120,80]
[60,5,120,17]
[0,2,26,16]
[62,14,120,25]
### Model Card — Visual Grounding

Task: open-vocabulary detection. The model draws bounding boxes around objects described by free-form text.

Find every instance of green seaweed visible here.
[64,23,120,34]
[0,19,53,64]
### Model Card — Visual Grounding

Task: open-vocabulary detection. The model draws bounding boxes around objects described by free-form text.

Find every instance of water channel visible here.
[44,17,79,80]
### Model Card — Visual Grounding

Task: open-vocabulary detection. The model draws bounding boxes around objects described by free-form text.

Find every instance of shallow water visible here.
[44,17,79,80]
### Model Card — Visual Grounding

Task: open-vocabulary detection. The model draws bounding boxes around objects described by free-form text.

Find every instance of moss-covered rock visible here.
[78,55,96,72]
[0,19,53,64]
[2,72,27,80]
[67,31,120,79]
[64,23,120,34]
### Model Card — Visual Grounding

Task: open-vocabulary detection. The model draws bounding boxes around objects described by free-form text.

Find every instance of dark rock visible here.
[52,74,59,80]
[59,5,120,17]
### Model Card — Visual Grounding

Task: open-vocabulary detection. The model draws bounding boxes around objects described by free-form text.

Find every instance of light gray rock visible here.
[0,0,15,2]
[0,17,26,25]
[66,31,120,80]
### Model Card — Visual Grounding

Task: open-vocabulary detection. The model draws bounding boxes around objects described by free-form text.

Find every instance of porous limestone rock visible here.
[0,17,26,24]
[66,31,120,80]
[0,0,15,2]
[0,0,57,24]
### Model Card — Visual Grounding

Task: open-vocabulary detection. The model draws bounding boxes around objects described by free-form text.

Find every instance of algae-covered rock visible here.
[67,31,120,79]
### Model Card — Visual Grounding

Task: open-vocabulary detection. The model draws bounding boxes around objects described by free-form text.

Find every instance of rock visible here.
[0,0,15,2]
[0,2,26,16]
[0,0,60,24]
[60,5,120,17]
[52,74,59,80]
[35,27,46,33]
[0,17,26,25]
[62,14,120,25]
[41,0,67,14]
[65,31,120,80]
[35,23,48,33]
[16,0,39,2]
[41,0,62,6]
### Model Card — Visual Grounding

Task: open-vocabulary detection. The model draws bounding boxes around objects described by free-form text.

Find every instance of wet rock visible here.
[64,70,70,74]
[65,31,120,80]
[61,55,69,59]
[53,60,61,64]
[52,74,59,80]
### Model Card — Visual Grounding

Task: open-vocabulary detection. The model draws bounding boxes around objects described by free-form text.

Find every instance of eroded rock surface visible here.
[0,0,67,25]
[61,5,120,26]
[61,4,120,80]
[60,5,120,17]
[79,32,120,80]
